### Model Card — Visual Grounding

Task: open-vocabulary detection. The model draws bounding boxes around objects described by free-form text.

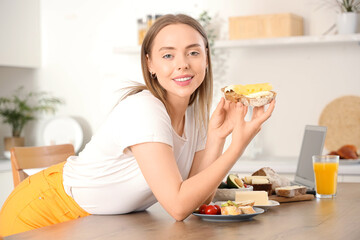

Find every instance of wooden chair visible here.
[10,144,75,187]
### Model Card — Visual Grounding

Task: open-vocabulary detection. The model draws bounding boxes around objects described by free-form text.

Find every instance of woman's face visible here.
[147,23,207,103]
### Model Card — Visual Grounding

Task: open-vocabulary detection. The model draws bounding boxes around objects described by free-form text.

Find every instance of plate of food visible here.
[193,200,264,222]
[193,208,264,222]
[215,199,280,211]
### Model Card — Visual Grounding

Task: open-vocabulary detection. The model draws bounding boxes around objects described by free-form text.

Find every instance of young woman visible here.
[0,14,275,236]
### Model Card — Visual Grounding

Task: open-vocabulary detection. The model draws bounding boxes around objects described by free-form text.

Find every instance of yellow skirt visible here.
[0,161,90,237]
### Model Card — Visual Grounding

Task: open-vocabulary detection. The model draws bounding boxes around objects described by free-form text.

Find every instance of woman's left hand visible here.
[208,97,243,140]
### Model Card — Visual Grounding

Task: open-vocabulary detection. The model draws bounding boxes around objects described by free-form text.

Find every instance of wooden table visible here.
[5,183,360,240]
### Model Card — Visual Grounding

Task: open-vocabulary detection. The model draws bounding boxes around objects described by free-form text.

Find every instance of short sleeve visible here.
[109,91,173,153]
[195,124,206,152]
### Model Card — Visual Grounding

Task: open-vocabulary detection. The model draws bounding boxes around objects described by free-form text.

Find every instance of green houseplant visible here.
[335,0,360,12]
[0,86,63,154]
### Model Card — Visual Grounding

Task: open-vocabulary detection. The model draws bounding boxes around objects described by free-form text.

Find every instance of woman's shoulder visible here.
[112,90,169,120]
[121,90,164,109]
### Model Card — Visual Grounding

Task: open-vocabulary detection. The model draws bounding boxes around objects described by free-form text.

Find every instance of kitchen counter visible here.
[231,156,360,176]
[5,183,360,240]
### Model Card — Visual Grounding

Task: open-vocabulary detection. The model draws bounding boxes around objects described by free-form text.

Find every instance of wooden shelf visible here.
[113,34,360,54]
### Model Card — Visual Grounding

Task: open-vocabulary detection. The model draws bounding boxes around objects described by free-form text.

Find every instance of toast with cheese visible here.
[222,83,276,107]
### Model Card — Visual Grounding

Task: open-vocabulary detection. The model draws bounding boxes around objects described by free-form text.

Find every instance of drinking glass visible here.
[312,155,339,199]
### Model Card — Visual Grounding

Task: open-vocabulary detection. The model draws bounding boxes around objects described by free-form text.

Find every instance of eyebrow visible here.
[158,43,201,52]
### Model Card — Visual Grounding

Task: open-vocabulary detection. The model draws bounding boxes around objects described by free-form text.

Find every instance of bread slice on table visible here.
[252,167,291,194]
[275,186,307,198]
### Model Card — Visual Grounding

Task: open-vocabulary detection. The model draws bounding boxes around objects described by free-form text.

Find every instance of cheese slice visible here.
[235,191,269,205]
[243,176,269,184]
[252,178,269,184]
[225,83,273,96]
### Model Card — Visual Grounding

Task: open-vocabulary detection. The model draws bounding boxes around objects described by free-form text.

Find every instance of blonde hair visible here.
[123,14,213,130]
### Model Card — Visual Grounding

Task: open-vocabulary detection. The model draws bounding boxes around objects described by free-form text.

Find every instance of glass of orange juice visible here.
[312,155,339,198]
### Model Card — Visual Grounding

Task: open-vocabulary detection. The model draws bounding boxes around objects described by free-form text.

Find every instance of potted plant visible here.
[0,86,63,157]
[335,0,360,34]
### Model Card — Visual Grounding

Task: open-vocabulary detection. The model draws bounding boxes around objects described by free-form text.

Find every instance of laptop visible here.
[291,125,327,190]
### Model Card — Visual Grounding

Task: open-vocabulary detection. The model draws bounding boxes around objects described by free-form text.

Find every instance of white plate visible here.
[255,200,280,210]
[214,200,280,211]
[43,116,83,153]
[339,159,360,165]
[192,207,264,222]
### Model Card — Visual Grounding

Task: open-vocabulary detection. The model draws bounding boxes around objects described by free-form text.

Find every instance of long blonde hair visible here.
[123,14,213,130]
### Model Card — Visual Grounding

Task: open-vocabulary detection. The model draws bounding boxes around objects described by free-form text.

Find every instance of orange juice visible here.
[313,162,339,195]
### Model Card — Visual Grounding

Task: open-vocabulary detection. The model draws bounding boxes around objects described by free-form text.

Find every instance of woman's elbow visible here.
[169,207,191,221]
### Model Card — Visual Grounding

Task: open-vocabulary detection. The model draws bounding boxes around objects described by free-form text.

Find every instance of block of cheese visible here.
[243,176,269,185]
[235,191,269,205]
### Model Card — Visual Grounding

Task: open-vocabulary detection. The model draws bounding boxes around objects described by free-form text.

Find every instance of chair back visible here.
[10,144,75,187]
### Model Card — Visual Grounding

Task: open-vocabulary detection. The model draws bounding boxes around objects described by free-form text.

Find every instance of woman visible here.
[0,14,275,236]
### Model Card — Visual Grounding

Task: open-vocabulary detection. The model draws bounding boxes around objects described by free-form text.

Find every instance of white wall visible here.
[0,0,359,158]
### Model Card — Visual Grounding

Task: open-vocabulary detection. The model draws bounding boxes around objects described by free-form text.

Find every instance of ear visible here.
[146,54,153,73]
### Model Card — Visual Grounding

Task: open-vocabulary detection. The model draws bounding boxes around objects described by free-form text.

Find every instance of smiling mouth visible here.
[173,76,193,82]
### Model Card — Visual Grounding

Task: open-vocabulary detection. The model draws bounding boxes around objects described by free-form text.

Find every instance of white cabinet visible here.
[0,0,41,68]
[0,159,13,209]
[0,170,13,209]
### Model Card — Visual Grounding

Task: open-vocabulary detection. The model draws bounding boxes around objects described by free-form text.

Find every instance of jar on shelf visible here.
[146,14,153,30]
[155,14,162,21]
[137,18,147,45]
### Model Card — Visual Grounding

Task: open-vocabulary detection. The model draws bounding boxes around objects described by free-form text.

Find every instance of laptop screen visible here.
[294,125,327,188]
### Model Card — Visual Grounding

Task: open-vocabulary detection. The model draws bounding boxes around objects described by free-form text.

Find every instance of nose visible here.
[176,55,189,71]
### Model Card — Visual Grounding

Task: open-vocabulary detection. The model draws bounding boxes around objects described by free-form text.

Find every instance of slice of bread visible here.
[275,186,307,198]
[239,206,256,214]
[221,206,242,215]
[234,200,255,207]
[221,87,276,107]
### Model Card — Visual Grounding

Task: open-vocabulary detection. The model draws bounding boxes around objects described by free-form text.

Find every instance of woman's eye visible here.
[189,51,200,56]
[163,54,173,59]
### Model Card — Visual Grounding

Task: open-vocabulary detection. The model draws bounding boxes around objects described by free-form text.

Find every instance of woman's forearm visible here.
[175,143,245,219]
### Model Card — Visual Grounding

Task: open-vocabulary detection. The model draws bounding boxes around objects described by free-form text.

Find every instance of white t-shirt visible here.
[63,90,206,214]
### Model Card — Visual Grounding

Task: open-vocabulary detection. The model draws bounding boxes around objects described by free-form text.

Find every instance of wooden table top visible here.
[5,183,360,240]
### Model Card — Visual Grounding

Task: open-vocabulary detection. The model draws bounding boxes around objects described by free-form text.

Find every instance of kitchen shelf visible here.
[215,34,360,48]
[113,34,360,54]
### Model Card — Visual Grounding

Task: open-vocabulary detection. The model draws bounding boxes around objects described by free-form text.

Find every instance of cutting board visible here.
[318,95,360,152]
[269,194,314,203]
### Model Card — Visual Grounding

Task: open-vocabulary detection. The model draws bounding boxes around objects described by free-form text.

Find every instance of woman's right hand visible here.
[229,99,276,156]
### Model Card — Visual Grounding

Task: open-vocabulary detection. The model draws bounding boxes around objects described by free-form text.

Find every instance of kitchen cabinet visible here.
[0,159,13,209]
[0,0,41,68]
